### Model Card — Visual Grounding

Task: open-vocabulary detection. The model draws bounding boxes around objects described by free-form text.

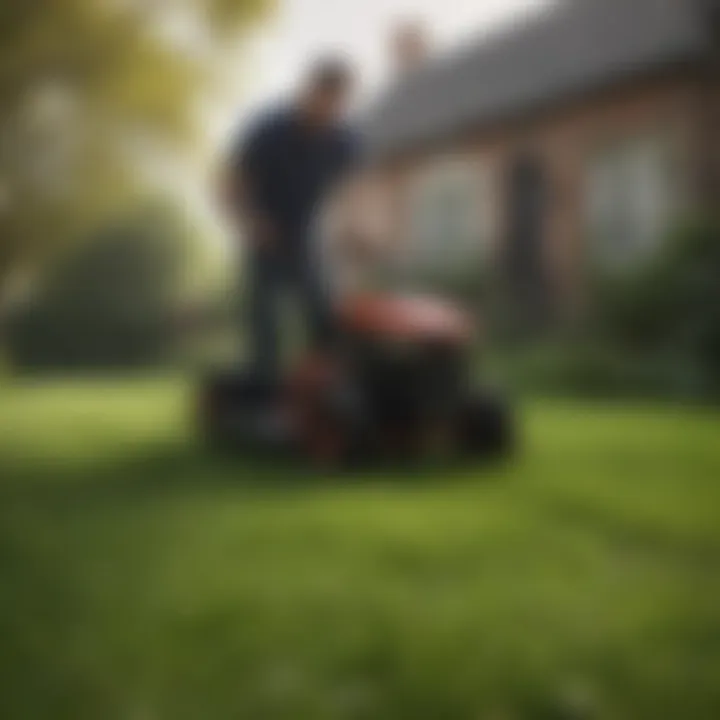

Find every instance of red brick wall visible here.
[368,69,708,312]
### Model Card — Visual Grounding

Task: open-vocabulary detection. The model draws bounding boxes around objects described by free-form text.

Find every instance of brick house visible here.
[359,0,719,320]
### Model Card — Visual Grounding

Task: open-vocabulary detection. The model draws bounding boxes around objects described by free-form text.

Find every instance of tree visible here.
[0,0,271,301]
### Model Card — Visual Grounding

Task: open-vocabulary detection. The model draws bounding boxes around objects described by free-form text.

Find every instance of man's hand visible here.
[321,171,391,266]
[335,229,381,262]
[218,164,280,254]
[246,213,280,254]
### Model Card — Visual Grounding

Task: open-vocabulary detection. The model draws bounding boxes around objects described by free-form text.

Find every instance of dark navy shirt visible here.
[233,107,361,250]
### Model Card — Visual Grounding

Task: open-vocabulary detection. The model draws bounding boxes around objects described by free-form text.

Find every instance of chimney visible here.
[390,20,431,75]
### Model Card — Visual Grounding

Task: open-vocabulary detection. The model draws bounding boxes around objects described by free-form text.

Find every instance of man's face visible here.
[306,84,352,126]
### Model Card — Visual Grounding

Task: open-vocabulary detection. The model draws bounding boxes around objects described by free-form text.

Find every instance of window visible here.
[407,156,494,271]
[587,133,681,267]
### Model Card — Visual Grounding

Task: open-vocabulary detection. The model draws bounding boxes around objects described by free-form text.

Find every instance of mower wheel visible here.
[197,372,280,454]
[458,389,514,461]
[303,381,370,469]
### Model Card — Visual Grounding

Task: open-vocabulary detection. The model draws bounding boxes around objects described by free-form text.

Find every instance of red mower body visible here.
[200,293,512,468]
[337,294,474,347]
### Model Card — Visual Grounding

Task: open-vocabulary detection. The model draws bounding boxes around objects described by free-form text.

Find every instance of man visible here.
[224,57,361,383]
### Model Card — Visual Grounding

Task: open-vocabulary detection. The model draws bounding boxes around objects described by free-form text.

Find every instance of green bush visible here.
[6,204,195,372]
[592,218,720,399]
[496,342,707,400]
[494,218,720,401]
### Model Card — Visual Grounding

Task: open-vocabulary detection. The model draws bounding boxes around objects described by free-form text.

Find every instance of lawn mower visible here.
[198,292,514,468]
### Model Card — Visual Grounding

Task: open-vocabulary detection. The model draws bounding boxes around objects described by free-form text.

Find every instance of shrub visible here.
[496,342,708,400]
[592,217,720,399]
[494,218,720,401]
[6,204,195,372]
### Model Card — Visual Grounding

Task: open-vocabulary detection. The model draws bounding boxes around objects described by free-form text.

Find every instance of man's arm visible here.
[218,119,277,251]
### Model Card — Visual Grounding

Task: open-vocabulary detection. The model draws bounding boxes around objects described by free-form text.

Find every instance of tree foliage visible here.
[0,0,271,296]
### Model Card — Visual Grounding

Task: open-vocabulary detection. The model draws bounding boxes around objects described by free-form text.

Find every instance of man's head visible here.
[300,56,355,126]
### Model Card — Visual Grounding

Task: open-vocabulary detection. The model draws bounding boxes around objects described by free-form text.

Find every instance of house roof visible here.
[365,0,714,157]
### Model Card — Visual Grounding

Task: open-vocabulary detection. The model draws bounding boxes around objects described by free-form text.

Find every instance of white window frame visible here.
[407,155,494,272]
[586,130,683,268]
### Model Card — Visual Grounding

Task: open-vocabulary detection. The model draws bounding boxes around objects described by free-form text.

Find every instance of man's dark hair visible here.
[308,56,355,93]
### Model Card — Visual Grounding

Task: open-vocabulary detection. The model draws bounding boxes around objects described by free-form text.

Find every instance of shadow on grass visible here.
[0,438,510,511]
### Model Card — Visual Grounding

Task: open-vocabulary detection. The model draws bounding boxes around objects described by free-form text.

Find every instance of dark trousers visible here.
[247,248,333,382]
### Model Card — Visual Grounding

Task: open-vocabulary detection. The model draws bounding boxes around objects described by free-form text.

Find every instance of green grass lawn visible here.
[1,380,719,719]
